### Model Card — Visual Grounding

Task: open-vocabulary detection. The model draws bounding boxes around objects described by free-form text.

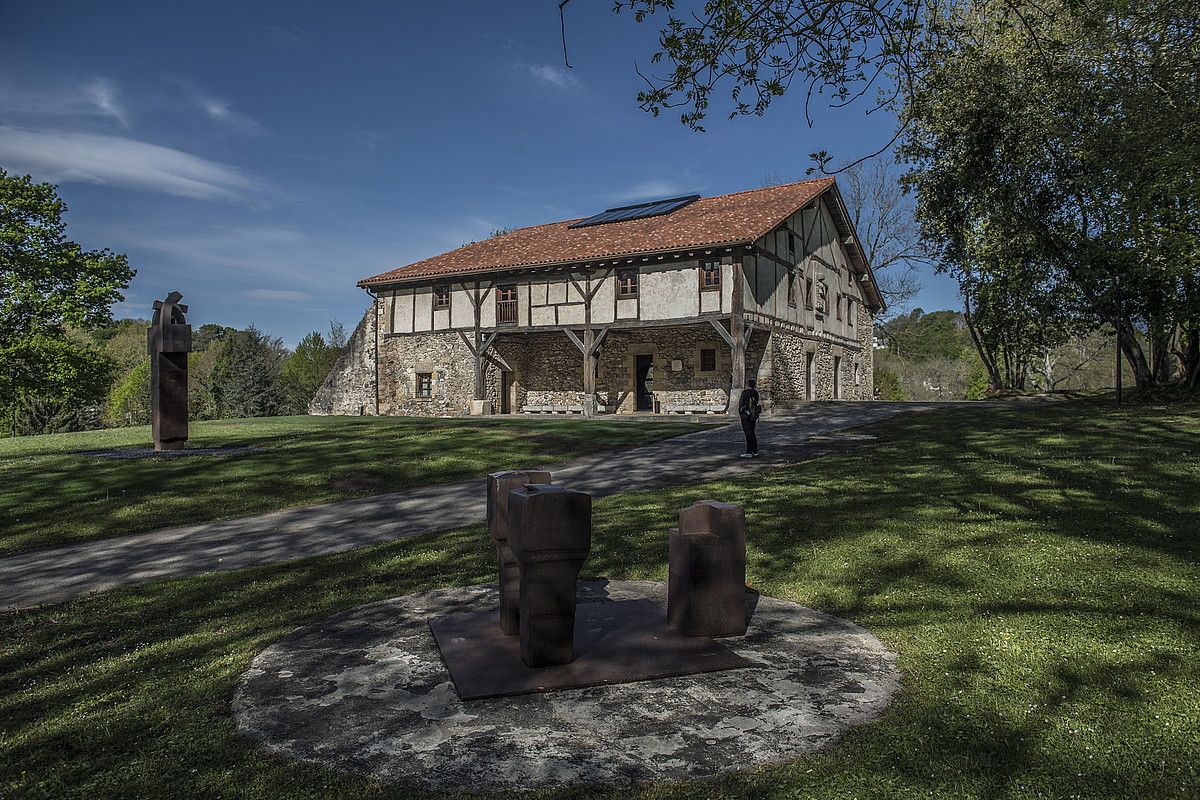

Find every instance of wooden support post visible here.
[729,260,746,416]
[462,280,494,414]
[582,271,596,417]
[472,281,486,401]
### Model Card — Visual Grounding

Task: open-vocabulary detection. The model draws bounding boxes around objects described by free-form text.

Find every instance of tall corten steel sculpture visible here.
[487,470,553,636]
[508,484,592,667]
[668,500,747,637]
[148,291,192,451]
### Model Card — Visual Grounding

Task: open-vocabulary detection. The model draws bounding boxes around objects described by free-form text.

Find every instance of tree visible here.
[0,169,134,346]
[211,326,288,418]
[104,360,150,427]
[873,366,908,400]
[1,334,113,435]
[614,0,928,134]
[1,169,133,429]
[884,309,970,362]
[900,0,1199,390]
[612,0,1199,391]
[278,323,345,415]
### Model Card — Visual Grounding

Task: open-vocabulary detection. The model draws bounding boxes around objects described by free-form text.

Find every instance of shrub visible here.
[874,366,909,400]
[104,361,151,427]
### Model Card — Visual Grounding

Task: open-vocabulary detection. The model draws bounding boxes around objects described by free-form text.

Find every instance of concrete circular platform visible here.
[233,580,900,791]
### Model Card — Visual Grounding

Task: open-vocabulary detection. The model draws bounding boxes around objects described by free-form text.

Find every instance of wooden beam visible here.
[563,327,586,353]
[729,259,746,415]
[566,274,588,301]
[470,280,486,400]
[588,326,609,356]
[478,331,498,356]
[709,318,735,348]
[458,329,478,356]
[586,268,613,299]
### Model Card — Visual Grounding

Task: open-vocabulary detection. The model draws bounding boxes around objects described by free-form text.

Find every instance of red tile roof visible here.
[359,178,837,287]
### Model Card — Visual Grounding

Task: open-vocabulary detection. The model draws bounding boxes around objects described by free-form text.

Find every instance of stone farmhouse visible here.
[312,178,885,418]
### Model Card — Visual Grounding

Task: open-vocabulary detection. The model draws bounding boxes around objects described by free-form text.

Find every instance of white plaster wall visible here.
[480,292,496,327]
[450,289,474,329]
[640,265,698,320]
[413,290,432,332]
[558,303,585,325]
[530,305,556,326]
[592,279,615,324]
[394,289,414,334]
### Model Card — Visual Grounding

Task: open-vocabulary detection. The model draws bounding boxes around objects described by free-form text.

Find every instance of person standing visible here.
[738,379,761,458]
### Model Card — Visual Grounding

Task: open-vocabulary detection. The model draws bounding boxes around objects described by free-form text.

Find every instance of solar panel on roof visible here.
[568,194,700,228]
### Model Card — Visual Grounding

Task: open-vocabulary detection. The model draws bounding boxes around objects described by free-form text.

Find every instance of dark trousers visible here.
[741,415,758,454]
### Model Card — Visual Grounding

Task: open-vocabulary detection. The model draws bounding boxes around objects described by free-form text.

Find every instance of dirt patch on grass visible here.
[328,470,388,493]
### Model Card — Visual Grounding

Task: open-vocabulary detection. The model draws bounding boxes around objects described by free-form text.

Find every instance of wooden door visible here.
[500,371,514,414]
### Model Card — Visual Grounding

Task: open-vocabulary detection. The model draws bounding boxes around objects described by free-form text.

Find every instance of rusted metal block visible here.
[486,470,552,635]
[508,484,591,667]
[668,500,747,637]
[147,292,191,452]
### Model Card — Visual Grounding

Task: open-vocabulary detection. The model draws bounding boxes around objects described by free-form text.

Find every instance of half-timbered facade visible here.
[311,178,884,417]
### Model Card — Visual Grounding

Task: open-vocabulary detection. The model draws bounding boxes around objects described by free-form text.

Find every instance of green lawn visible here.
[1,400,1197,799]
[0,414,708,554]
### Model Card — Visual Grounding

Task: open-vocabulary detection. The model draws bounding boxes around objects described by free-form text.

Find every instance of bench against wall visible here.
[660,404,727,415]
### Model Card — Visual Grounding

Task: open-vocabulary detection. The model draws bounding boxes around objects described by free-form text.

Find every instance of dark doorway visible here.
[500,371,514,414]
[635,354,654,411]
[833,356,842,399]
[805,352,814,400]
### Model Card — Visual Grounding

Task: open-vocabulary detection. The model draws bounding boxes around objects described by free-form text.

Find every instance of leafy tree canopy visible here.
[211,325,289,419]
[1,168,134,345]
[278,323,346,414]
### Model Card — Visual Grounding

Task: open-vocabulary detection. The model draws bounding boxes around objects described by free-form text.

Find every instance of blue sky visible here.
[1,1,959,346]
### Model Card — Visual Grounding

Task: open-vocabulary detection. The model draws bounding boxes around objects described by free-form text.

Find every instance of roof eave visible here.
[823,183,887,314]
[356,240,756,289]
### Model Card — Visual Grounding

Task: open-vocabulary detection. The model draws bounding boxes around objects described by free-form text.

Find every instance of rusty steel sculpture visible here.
[487,470,553,636]
[148,291,192,451]
[507,483,592,667]
[667,500,748,637]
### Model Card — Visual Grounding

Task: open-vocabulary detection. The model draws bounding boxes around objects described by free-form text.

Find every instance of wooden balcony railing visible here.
[496,299,519,325]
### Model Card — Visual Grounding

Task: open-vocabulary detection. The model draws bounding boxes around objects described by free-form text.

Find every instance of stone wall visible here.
[763,308,874,407]
[484,325,744,414]
[309,304,377,415]
[377,330,477,416]
[853,300,875,400]
[595,326,739,413]
[312,309,874,416]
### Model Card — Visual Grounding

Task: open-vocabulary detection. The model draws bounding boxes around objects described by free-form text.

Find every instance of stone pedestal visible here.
[508,484,592,667]
[581,395,598,418]
[486,470,552,635]
[668,500,747,637]
[470,399,493,416]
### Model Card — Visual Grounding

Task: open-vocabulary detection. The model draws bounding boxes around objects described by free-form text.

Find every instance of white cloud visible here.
[528,64,581,90]
[196,94,266,135]
[243,289,314,302]
[0,126,259,200]
[616,179,693,202]
[85,78,128,127]
[0,77,130,127]
[111,224,352,291]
